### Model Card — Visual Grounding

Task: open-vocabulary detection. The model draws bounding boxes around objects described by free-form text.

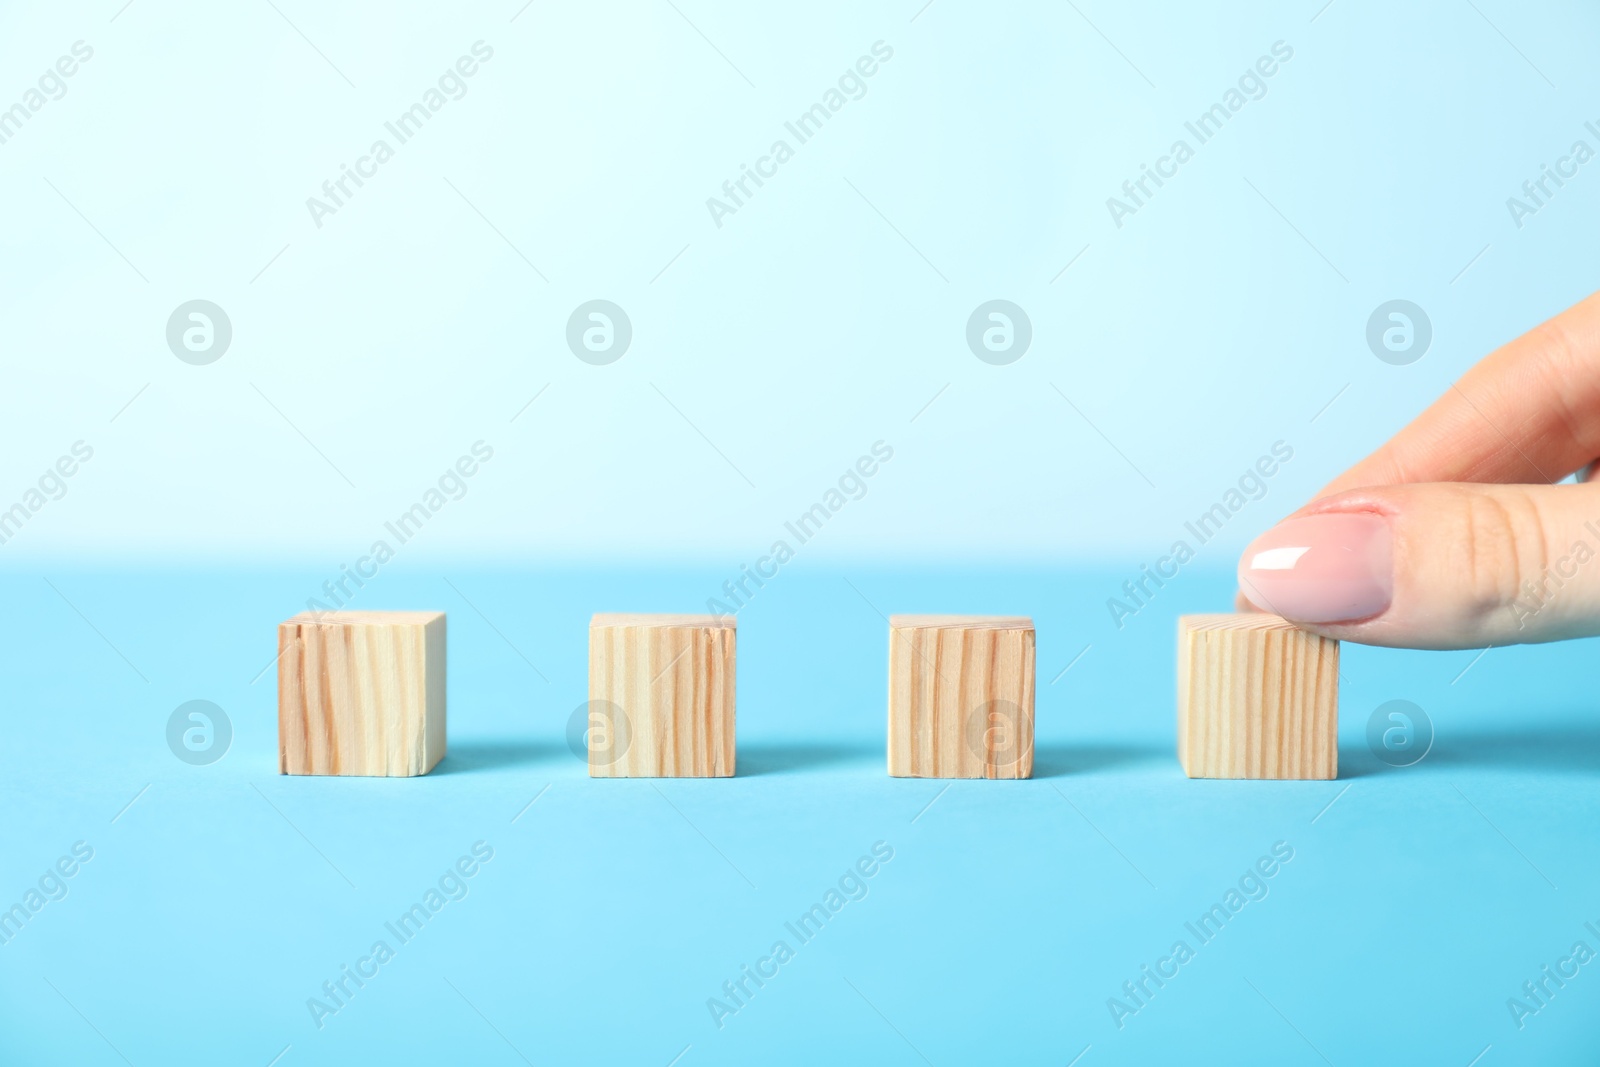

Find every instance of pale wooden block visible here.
[1177,613,1338,780]
[278,611,446,777]
[587,614,735,777]
[887,615,1035,779]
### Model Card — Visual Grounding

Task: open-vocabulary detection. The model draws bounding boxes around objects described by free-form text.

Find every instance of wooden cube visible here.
[1177,613,1338,780]
[887,615,1035,779]
[278,611,446,777]
[587,614,735,777]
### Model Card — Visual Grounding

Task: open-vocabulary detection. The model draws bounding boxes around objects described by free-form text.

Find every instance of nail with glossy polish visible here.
[1237,513,1393,624]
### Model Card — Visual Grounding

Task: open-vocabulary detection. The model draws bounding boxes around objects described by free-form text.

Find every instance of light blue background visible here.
[1,0,1597,561]
[2,0,1598,1063]
[2,567,1597,1065]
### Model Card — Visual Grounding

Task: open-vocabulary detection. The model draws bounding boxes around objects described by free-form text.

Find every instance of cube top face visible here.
[1177,613,1338,780]
[284,610,445,627]
[590,613,734,630]
[1179,613,1301,635]
[889,614,1031,631]
[278,612,446,778]
[588,615,735,778]
[888,617,1035,779]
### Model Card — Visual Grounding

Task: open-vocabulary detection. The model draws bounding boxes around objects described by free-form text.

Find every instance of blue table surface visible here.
[1,564,1596,1065]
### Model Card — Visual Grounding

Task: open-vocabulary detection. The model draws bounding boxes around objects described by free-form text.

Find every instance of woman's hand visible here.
[1237,290,1600,650]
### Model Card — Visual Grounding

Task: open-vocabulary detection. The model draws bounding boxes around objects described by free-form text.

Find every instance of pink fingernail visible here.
[1237,513,1393,623]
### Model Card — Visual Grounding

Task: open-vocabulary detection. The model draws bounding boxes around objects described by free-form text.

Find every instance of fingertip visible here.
[1235,513,1393,624]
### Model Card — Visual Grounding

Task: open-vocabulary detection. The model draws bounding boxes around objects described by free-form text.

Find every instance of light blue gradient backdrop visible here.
[1,0,1597,560]
[2,1,1598,1064]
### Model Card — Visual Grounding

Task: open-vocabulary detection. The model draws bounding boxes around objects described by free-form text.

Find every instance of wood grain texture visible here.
[887,615,1035,779]
[588,614,735,777]
[1177,613,1338,780]
[278,611,446,777]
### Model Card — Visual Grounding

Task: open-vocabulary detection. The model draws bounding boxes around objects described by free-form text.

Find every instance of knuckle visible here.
[1523,322,1600,459]
[1457,488,1549,620]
